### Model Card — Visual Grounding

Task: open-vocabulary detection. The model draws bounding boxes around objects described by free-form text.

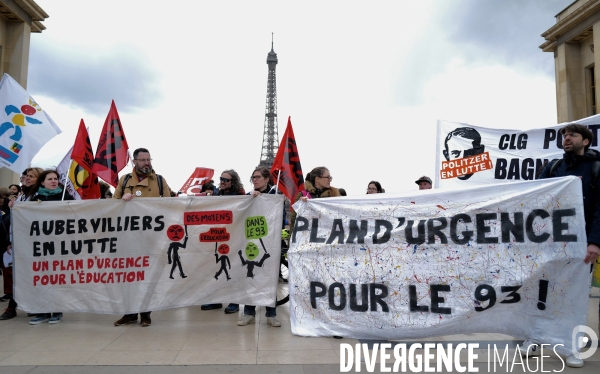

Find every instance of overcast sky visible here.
[27,0,572,195]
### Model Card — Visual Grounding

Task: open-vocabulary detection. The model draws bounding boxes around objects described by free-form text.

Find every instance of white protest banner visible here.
[56,146,81,200]
[0,74,61,172]
[435,114,600,189]
[289,177,589,356]
[12,195,283,314]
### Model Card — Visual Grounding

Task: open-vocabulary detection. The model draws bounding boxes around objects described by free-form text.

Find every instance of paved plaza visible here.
[0,283,599,373]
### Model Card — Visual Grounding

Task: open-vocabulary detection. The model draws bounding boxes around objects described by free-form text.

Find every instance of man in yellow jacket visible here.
[113,147,172,327]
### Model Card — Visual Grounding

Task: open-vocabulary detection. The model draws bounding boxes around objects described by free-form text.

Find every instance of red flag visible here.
[179,167,215,195]
[270,117,304,202]
[68,161,101,199]
[70,119,101,199]
[72,119,94,172]
[92,100,130,187]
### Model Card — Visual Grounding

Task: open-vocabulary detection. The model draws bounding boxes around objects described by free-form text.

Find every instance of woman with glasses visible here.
[248,166,275,197]
[366,181,384,194]
[237,166,281,327]
[289,166,341,232]
[201,169,245,314]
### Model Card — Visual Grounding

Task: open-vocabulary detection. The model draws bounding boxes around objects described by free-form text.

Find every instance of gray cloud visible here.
[443,0,571,73]
[27,42,162,115]
[395,0,572,106]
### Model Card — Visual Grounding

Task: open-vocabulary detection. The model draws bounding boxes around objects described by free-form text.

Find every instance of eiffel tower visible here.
[258,34,279,168]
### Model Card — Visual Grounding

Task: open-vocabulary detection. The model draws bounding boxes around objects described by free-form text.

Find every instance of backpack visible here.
[548,159,600,185]
[121,174,164,197]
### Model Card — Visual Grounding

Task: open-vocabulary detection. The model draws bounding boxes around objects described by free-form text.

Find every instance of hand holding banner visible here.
[13,195,284,313]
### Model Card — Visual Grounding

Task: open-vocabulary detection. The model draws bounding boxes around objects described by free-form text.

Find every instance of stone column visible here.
[593,22,600,119]
[0,21,32,186]
[556,42,585,122]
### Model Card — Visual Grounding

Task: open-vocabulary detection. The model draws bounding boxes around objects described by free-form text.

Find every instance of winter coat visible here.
[32,189,75,202]
[246,185,275,196]
[218,187,245,196]
[113,169,172,199]
[289,180,341,232]
[539,149,600,245]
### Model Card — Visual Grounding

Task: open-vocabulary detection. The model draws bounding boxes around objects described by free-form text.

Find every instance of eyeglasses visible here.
[251,175,262,180]
[135,158,152,163]
[318,175,333,180]
[220,177,231,182]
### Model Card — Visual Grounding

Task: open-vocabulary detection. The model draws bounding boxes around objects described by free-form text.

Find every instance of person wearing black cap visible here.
[415,176,432,190]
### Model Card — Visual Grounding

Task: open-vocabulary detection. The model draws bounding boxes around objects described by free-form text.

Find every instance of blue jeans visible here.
[244,305,276,317]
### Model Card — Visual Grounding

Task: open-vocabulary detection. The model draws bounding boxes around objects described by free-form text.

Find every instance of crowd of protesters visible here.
[0,143,598,369]
[1,124,599,369]
[0,159,432,325]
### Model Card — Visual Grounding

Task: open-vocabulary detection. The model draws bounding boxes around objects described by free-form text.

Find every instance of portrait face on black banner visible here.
[443,127,485,181]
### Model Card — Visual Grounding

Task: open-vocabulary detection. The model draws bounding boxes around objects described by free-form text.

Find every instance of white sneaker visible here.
[519,339,541,357]
[237,315,255,326]
[267,317,281,327]
[566,355,584,368]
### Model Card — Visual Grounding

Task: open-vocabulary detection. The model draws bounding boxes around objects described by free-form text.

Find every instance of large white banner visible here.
[435,114,600,189]
[289,177,589,356]
[12,195,283,314]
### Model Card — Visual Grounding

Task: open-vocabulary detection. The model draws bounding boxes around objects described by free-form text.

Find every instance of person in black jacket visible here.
[28,169,74,325]
[237,166,280,327]
[0,167,44,320]
[0,209,12,316]
[201,169,245,314]
[520,124,600,368]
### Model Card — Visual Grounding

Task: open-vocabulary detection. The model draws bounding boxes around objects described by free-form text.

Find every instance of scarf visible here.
[136,168,153,180]
[37,187,63,196]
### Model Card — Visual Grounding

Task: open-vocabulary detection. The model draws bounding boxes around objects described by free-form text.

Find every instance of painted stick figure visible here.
[214,243,231,281]
[167,224,188,279]
[238,242,270,278]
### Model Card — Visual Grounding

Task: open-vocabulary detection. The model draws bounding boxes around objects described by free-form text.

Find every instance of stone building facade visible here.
[541,0,600,123]
[0,0,48,185]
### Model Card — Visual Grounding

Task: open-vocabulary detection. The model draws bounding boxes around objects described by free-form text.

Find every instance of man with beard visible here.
[112,147,172,327]
[520,124,600,368]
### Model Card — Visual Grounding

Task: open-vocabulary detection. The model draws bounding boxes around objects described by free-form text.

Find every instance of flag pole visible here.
[61,160,72,201]
[275,170,281,194]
